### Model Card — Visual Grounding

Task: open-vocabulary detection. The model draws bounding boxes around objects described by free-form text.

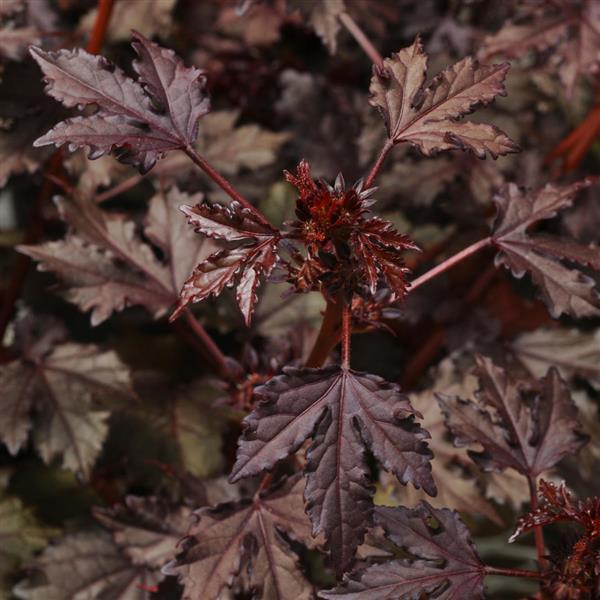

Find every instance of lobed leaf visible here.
[491,179,600,318]
[30,31,209,173]
[0,340,131,478]
[173,201,280,325]
[14,532,159,600]
[438,355,588,479]
[230,366,435,574]
[369,38,518,158]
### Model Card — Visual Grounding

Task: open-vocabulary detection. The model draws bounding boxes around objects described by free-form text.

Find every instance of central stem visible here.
[527,475,548,569]
[341,303,351,370]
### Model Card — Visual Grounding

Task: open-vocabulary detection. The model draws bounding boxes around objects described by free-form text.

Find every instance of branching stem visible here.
[365,139,394,189]
[183,309,231,379]
[484,566,543,579]
[409,237,492,293]
[184,145,273,228]
[306,296,344,368]
[341,303,352,370]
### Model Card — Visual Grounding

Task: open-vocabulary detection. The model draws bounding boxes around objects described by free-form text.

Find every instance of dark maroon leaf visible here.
[320,502,485,599]
[230,365,435,575]
[30,31,209,173]
[491,179,600,318]
[437,355,588,478]
[163,475,318,600]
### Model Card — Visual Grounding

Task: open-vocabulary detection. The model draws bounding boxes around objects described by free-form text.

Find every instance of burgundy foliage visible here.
[0,2,599,599]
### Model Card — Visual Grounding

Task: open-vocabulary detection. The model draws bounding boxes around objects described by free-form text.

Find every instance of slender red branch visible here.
[306,295,344,368]
[339,12,384,68]
[85,0,115,54]
[95,172,145,203]
[184,145,272,228]
[527,475,548,569]
[183,309,231,379]
[341,304,352,370]
[484,566,543,579]
[364,139,394,189]
[409,237,492,293]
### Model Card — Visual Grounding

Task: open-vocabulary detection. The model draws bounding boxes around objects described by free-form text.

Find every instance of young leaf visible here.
[230,366,435,575]
[510,480,600,598]
[320,502,486,599]
[0,339,131,478]
[171,200,281,325]
[491,179,600,318]
[369,37,518,158]
[437,355,588,479]
[164,476,318,600]
[15,531,160,600]
[30,31,209,173]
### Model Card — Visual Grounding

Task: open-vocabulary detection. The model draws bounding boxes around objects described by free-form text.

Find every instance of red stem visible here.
[85,0,115,54]
[339,12,384,68]
[364,139,394,189]
[484,566,543,579]
[306,295,344,368]
[341,304,351,370]
[184,145,273,228]
[95,172,145,203]
[409,237,492,293]
[183,309,231,379]
[527,475,548,568]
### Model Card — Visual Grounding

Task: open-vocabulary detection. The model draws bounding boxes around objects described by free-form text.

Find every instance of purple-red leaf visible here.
[172,201,280,325]
[369,37,518,158]
[230,366,435,575]
[30,31,209,173]
[491,179,600,318]
[320,502,485,599]
[437,355,588,478]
